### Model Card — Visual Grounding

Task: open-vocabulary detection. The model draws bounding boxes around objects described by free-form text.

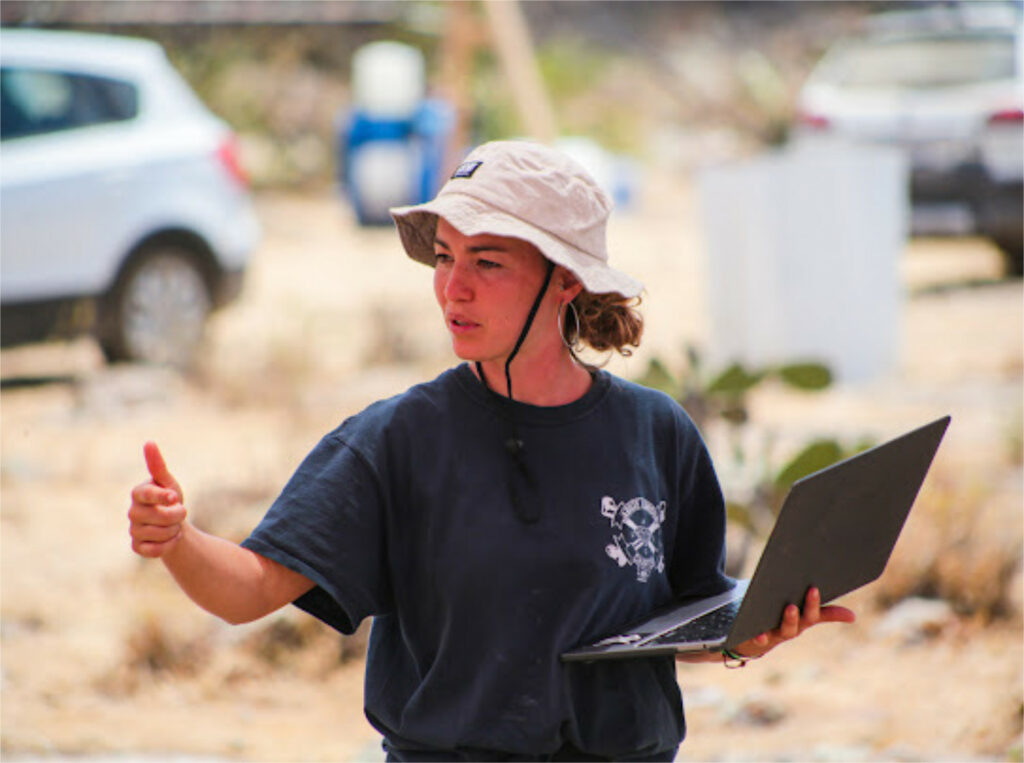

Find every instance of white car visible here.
[794,5,1023,275]
[1,28,260,365]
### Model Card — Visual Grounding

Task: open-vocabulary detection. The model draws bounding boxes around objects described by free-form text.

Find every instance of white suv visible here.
[795,5,1023,275]
[1,28,260,365]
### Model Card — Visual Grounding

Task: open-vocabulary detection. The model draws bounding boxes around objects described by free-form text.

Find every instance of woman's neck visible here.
[474,351,592,406]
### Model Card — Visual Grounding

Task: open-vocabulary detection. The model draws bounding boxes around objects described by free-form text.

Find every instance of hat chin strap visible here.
[476,259,556,406]
[476,259,556,523]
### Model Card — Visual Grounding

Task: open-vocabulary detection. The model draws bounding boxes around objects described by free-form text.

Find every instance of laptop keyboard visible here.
[644,599,741,646]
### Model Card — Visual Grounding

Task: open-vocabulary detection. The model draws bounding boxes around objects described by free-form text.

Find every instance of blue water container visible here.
[339,99,454,226]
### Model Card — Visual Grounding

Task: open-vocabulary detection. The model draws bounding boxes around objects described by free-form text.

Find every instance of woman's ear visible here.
[557,267,584,302]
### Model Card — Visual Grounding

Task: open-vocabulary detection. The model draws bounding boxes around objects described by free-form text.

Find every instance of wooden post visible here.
[481,0,558,143]
[438,0,558,167]
[439,2,482,173]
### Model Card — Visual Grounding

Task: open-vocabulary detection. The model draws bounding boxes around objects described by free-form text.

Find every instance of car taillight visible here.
[216,134,250,188]
[797,110,831,130]
[988,108,1024,125]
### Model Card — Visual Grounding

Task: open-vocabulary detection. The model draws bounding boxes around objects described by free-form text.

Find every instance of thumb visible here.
[143,441,182,499]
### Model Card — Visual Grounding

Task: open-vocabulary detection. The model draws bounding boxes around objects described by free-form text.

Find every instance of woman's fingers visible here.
[131,482,180,508]
[130,513,185,557]
[128,494,186,524]
[802,587,822,624]
[778,602,802,640]
[144,441,182,498]
[738,587,857,657]
[128,443,188,559]
[819,604,857,625]
[130,519,182,544]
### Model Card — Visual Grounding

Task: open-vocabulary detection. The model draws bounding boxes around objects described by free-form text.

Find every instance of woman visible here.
[129,140,854,761]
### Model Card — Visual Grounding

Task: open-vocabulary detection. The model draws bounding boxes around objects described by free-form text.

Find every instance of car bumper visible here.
[910,163,1022,242]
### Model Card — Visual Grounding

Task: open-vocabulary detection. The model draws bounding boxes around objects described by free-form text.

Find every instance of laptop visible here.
[562,415,951,662]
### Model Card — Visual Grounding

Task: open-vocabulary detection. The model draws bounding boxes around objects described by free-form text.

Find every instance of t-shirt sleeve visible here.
[669,416,735,599]
[241,432,392,634]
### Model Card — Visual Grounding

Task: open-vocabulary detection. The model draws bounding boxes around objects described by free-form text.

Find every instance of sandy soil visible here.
[1,177,1021,762]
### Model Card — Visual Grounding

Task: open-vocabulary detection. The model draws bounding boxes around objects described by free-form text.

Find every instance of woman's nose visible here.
[444,263,473,301]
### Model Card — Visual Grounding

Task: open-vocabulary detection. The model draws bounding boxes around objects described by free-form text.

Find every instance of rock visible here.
[726,691,787,727]
[685,684,729,710]
[874,597,956,644]
[808,743,874,761]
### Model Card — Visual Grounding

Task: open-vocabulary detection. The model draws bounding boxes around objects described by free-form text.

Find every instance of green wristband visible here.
[721,647,752,668]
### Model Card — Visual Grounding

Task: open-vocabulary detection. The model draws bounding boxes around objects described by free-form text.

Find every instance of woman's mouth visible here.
[447,315,480,334]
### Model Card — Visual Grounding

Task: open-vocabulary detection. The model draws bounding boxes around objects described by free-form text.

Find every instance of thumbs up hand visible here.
[128,442,188,558]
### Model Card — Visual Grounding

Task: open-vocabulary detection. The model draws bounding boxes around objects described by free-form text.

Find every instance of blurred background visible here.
[1,1,1021,761]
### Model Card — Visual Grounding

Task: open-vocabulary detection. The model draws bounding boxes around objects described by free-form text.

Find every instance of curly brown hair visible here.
[564,291,644,357]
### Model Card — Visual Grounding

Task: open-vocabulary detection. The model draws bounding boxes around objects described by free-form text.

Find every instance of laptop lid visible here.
[723,414,951,648]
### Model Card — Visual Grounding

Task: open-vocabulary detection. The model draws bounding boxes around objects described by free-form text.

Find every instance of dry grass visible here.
[876,461,1023,621]
[102,601,370,698]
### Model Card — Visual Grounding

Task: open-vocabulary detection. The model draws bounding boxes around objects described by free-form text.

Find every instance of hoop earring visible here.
[559,300,581,352]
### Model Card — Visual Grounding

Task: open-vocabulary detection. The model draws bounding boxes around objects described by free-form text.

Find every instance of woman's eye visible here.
[434,252,452,266]
[478,259,501,270]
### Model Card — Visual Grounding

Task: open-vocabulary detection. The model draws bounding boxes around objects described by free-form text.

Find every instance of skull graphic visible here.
[601,496,667,583]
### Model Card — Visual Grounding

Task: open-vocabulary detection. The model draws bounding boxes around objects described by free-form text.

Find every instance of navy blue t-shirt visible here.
[242,364,731,758]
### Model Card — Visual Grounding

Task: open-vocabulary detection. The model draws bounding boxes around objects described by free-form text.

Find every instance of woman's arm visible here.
[160,522,314,624]
[128,441,314,625]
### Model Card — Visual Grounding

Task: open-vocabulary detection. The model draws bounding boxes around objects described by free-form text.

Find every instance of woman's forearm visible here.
[162,523,314,625]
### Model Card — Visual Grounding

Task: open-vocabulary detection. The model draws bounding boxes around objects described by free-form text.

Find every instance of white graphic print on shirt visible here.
[601,496,667,582]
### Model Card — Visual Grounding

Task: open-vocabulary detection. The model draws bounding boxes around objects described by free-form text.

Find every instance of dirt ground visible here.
[1,176,1021,762]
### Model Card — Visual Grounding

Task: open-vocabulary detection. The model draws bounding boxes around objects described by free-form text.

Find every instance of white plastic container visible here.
[349,141,420,223]
[351,41,425,121]
[696,140,908,383]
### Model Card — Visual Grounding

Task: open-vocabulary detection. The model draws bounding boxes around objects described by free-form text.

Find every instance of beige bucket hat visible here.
[390,140,643,298]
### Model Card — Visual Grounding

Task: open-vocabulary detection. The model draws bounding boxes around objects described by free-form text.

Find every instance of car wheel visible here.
[99,244,212,366]
[994,237,1024,278]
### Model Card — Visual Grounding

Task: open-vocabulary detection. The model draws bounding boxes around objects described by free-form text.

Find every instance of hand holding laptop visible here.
[676,586,856,664]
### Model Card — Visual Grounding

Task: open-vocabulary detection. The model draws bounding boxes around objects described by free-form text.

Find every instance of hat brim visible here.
[390,193,643,298]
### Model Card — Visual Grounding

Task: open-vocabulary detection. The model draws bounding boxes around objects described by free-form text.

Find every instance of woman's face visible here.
[432,217,578,364]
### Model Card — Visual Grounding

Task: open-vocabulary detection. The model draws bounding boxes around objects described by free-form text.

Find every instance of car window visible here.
[822,33,1017,89]
[0,66,138,141]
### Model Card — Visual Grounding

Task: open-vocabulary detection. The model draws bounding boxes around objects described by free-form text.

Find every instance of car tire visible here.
[98,244,213,366]
[993,237,1024,278]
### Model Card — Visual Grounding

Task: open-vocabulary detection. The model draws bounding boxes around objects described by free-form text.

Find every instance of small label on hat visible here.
[451,160,483,178]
